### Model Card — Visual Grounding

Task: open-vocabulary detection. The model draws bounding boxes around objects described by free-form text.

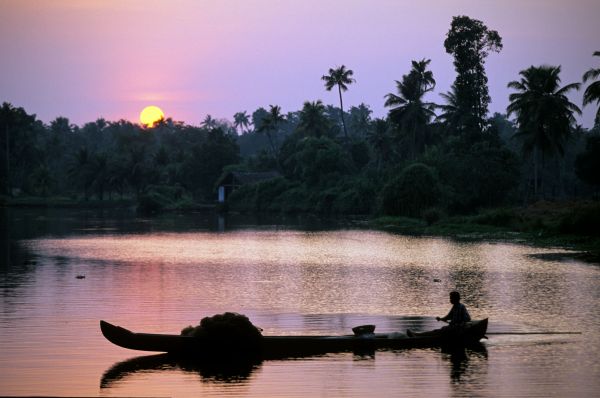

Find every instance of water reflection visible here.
[441,344,488,384]
[101,345,489,391]
[101,353,261,388]
[1,208,599,396]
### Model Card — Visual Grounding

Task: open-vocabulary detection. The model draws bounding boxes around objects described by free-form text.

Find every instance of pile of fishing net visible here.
[181,312,263,345]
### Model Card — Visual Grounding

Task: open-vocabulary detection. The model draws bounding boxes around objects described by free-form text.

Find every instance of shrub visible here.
[472,208,520,228]
[380,163,440,217]
[557,203,600,236]
[423,207,444,226]
[137,184,189,213]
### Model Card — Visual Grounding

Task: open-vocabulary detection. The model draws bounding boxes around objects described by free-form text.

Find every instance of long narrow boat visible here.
[100,319,487,358]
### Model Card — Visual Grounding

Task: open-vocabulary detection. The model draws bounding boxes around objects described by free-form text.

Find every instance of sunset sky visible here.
[1,0,599,127]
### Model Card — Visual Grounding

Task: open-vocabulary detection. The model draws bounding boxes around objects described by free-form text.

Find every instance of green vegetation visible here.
[1,15,599,254]
[372,201,600,260]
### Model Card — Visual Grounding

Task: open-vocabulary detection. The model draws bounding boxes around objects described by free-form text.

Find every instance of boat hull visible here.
[100,319,487,358]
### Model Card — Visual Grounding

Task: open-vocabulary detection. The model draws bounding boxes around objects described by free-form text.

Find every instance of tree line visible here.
[1,15,599,218]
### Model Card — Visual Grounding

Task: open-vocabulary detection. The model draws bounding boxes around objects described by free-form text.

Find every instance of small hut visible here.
[216,171,281,202]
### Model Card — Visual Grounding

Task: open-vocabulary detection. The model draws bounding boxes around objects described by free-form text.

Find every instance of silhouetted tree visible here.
[507,65,581,198]
[385,59,436,159]
[437,84,462,134]
[348,103,372,138]
[68,147,93,200]
[322,65,355,140]
[233,111,251,134]
[0,103,38,195]
[257,105,285,158]
[296,100,331,138]
[583,51,600,127]
[444,15,502,134]
[367,118,392,171]
[201,114,218,129]
[381,163,439,217]
[575,134,600,191]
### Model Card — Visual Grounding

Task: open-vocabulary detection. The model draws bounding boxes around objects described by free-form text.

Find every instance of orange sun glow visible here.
[140,105,165,127]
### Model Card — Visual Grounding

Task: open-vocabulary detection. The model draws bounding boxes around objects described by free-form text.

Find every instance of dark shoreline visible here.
[2,196,599,264]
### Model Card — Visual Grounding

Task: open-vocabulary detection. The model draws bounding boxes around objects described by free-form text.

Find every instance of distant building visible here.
[216,171,281,202]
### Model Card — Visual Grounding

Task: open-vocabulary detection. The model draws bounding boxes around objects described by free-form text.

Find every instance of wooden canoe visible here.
[100,319,487,358]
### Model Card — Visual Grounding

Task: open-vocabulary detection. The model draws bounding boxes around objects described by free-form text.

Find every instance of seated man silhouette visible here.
[407,291,471,337]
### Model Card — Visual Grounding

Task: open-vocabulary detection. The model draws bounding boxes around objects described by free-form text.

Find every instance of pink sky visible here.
[1,0,599,127]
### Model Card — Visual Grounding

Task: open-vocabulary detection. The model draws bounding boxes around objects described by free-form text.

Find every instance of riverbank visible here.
[3,195,598,262]
[0,195,216,211]
[371,200,600,263]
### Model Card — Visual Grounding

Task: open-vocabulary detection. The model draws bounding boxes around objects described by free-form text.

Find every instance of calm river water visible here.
[1,208,599,397]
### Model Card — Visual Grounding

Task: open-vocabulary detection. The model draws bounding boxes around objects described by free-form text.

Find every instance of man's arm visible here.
[436,308,453,322]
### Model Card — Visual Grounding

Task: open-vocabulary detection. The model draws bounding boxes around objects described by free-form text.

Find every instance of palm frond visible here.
[583,68,600,83]
[583,81,600,106]
[555,82,581,96]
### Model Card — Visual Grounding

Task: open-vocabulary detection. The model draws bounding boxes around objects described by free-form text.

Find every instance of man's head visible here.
[449,291,461,304]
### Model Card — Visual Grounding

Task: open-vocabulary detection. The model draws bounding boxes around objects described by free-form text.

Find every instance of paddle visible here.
[435,318,582,335]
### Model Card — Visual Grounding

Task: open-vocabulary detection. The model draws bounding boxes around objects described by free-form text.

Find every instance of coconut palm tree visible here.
[257,105,285,157]
[366,118,392,172]
[233,111,251,134]
[583,51,600,127]
[384,59,436,159]
[507,65,581,198]
[296,100,330,138]
[322,65,355,140]
[348,103,373,137]
[201,114,217,129]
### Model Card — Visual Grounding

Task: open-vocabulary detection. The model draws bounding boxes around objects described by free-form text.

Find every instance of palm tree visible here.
[437,84,462,133]
[507,65,581,198]
[233,111,251,134]
[257,105,285,157]
[583,51,600,127]
[322,65,355,140]
[348,103,373,137]
[384,59,436,159]
[366,118,392,172]
[201,114,217,129]
[297,100,330,138]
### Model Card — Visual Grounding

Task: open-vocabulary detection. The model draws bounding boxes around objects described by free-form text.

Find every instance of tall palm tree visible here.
[322,65,355,140]
[384,59,436,159]
[233,111,251,134]
[507,65,581,198]
[583,51,600,127]
[257,105,285,157]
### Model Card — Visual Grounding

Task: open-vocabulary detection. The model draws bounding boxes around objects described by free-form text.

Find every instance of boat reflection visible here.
[100,353,262,388]
[441,342,488,383]
[101,344,488,389]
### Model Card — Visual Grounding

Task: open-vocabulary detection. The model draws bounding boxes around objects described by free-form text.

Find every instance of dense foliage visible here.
[1,16,598,219]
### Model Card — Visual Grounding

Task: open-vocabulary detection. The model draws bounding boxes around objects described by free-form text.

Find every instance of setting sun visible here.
[139,105,164,127]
